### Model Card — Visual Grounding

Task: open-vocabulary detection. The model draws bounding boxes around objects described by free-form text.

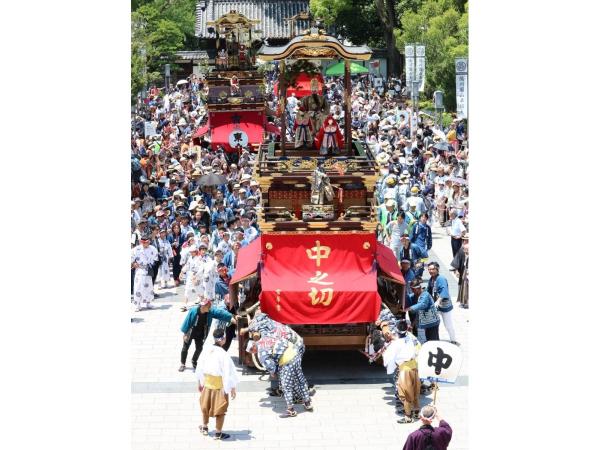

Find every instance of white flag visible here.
[415,45,426,92]
[455,58,468,119]
[405,45,415,92]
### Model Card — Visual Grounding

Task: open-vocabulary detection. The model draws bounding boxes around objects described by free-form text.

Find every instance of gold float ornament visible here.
[363,242,371,250]
[244,90,253,98]
[292,47,337,58]
[332,161,347,175]
[265,242,273,250]
[228,97,243,104]
[219,90,228,98]
[276,161,291,171]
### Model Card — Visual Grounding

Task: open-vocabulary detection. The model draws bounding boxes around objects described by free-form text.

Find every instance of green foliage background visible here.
[310,0,468,111]
[131,0,468,111]
[131,0,197,103]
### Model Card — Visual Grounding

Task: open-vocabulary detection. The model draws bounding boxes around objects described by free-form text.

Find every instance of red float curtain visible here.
[259,233,380,324]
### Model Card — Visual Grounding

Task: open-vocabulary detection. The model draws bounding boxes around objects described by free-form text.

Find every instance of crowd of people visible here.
[130,69,466,446]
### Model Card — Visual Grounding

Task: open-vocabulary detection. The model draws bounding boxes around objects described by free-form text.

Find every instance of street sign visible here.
[418,340,463,383]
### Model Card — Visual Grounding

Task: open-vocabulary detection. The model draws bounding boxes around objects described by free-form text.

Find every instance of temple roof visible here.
[195,0,310,39]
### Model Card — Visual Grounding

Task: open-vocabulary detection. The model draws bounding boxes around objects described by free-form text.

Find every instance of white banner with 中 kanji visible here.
[455,58,468,119]
[418,340,463,383]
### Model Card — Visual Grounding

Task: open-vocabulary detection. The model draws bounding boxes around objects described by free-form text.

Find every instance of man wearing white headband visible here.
[196,328,239,440]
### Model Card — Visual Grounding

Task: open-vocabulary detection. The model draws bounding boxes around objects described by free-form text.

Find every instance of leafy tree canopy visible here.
[395,0,468,111]
[131,0,197,102]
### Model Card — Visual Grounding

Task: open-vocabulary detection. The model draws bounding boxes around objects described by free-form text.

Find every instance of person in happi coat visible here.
[196,328,239,441]
[383,320,421,424]
[214,262,236,350]
[410,213,433,258]
[427,262,458,345]
[398,234,427,277]
[156,229,173,289]
[406,279,440,343]
[400,259,418,330]
[450,234,469,309]
[251,331,312,417]
[131,234,158,311]
[179,298,237,372]
[403,406,453,450]
[314,115,344,156]
[293,107,313,149]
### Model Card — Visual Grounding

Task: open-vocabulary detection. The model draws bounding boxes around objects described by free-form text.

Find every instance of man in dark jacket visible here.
[178,298,237,372]
[403,405,453,450]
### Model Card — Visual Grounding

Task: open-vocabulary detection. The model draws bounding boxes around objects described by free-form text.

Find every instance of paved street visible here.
[131,223,468,450]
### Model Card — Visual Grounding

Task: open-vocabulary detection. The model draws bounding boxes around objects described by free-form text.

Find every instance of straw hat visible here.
[376,152,390,165]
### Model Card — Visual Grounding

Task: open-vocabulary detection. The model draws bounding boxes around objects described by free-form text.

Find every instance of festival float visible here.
[193,10,267,158]
[226,24,407,367]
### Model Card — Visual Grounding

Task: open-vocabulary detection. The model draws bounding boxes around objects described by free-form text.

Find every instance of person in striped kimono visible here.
[248,330,312,418]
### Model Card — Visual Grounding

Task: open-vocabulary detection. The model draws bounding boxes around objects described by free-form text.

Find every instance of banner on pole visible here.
[455,58,468,119]
[405,45,415,93]
[415,45,426,92]
[418,340,463,383]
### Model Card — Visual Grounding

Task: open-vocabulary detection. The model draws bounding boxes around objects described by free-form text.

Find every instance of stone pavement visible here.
[131,223,468,450]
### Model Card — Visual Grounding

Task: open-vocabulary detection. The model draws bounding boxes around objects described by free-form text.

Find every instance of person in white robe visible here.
[196,328,239,440]
[131,235,158,311]
[181,245,202,312]
[157,229,173,288]
[382,319,421,423]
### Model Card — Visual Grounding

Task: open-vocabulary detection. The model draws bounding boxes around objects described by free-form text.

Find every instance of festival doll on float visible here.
[293,106,313,149]
[230,75,240,96]
[239,44,248,68]
[300,78,329,132]
[314,115,344,156]
[216,48,228,70]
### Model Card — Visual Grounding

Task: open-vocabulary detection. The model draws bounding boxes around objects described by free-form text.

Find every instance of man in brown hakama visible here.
[196,328,239,440]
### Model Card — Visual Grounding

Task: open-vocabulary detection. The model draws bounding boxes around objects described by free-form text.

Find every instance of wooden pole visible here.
[344,59,352,156]
[432,382,439,405]
[280,62,287,156]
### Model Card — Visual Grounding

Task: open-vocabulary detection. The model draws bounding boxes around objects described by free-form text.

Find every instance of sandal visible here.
[304,402,314,411]
[180,306,188,312]
[281,408,297,418]
[214,432,230,440]
[178,365,185,372]
[397,416,414,424]
[199,425,208,436]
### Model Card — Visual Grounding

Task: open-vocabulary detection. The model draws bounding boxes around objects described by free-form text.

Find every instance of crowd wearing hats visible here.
[130,71,465,443]
[131,76,262,315]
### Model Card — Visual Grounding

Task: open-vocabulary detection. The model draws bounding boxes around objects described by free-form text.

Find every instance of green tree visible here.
[395,0,468,111]
[310,0,421,76]
[131,0,196,102]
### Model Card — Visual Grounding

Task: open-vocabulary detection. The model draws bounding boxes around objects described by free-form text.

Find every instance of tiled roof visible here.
[195,0,310,39]
[175,50,210,60]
